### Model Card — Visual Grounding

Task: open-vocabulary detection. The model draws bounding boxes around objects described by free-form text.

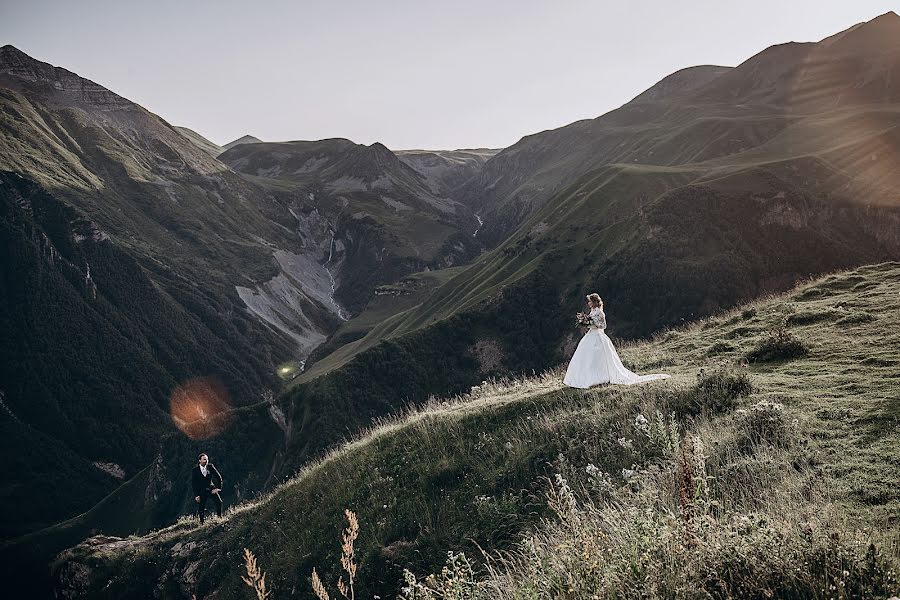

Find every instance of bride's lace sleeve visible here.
[590,308,607,329]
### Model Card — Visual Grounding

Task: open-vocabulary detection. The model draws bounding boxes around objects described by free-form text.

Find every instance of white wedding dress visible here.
[563,307,670,388]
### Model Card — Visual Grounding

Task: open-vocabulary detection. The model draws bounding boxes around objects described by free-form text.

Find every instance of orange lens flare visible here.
[170,377,233,440]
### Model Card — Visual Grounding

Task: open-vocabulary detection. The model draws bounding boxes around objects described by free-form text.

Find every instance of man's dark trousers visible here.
[197,491,223,523]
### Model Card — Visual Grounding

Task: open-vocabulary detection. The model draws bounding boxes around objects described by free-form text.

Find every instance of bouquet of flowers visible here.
[575,312,593,328]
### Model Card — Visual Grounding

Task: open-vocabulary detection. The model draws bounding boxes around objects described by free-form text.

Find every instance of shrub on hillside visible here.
[734,399,796,450]
[670,365,753,416]
[746,323,808,363]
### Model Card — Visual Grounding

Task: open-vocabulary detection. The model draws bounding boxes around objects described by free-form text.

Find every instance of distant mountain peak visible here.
[221,135,263,152]
[1,44,26,58]
[366,141,397,159]
[227,134,263,144]
[819,9,900,52]
[1,44,59,76]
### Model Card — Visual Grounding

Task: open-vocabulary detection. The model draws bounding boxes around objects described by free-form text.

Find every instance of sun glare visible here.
[170,377,233,440]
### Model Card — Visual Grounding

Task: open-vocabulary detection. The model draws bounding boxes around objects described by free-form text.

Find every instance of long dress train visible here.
[563,307,669,388]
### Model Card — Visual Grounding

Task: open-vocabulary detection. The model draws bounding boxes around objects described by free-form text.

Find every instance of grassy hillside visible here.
[53,262,900,599]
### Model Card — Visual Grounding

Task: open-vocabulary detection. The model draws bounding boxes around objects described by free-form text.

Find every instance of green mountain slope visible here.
[304,266,468,365]
[463,11,900,245]
[0,44,346,357]
[51,261,900,599]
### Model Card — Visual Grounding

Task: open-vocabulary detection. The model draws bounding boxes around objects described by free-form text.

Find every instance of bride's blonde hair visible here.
[586,293,603,307]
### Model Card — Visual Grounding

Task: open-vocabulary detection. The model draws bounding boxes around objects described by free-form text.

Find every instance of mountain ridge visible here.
[174,126,223,157]
[461,10,900,243]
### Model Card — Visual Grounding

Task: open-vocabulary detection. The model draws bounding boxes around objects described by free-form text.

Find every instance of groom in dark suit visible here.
[192,452,224,523]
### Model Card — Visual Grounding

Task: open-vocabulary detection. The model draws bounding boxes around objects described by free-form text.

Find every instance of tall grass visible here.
[399,405,899,599]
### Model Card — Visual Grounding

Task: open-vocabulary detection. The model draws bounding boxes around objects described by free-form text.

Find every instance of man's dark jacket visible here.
[192,464,223,496]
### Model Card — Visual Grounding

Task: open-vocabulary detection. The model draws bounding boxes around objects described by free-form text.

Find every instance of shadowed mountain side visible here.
[0,173,294,541]
[0,44,354,546]
[303,266,468,366]
[0,44,346,357]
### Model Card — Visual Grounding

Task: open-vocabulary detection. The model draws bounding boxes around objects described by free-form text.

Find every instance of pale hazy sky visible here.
[2,1,897,150]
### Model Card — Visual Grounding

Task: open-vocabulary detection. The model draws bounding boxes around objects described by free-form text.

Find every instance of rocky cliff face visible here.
[0,44,346,361]
[219,138,485,314]
[0,44,134,109]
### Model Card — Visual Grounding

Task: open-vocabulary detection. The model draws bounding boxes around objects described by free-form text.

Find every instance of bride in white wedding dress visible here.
[563,293,670,388]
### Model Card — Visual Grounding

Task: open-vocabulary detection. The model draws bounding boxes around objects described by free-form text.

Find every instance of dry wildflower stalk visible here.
[310,509,360,600]
[241,547,271,600]
[311,568,330,600]
[677,435,708,546]
[339,509,359,600]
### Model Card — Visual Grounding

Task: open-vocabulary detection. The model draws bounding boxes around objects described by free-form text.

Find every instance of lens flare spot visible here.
[170,377,233,440]
[276,361,302,380]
